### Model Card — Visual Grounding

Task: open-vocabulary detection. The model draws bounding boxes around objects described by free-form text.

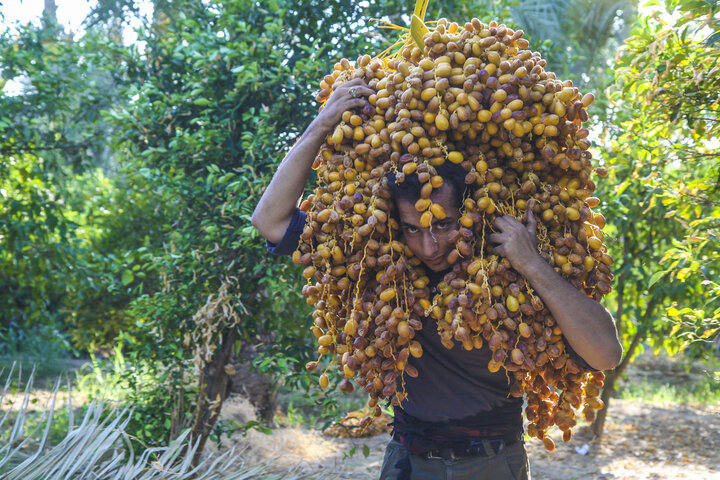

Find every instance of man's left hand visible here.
[488,209,540,275]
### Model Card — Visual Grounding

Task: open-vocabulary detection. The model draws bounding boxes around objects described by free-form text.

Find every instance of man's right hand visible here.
[314,77,374,133]
[252,78,373,245]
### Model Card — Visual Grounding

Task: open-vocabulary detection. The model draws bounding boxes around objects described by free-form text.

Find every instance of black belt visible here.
[421,437,519,461]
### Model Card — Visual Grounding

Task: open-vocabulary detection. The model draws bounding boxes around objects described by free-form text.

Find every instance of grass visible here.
[614,351,720,406]
[0,323,76,385]
[616,372,720,405]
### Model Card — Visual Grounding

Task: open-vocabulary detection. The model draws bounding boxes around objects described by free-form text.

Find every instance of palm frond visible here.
[0,365,308,479]
[509,0,569,43]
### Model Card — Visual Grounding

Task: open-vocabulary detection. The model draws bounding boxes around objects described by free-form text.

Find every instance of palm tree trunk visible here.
[44,0,57,21]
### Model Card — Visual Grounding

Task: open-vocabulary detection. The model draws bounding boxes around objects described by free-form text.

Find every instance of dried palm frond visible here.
[0,363,307,479]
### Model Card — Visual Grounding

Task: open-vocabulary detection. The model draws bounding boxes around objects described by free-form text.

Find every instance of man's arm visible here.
[489,212,622,371]
[252,78,373,244]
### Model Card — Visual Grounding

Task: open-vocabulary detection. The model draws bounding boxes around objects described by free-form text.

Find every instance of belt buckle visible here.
[493,439,505,454]
[425,439,509,461]
[426,448,457,461]
[425,450,442,460]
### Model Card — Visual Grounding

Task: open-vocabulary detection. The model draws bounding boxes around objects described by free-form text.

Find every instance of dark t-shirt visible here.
[267,208,590,424]
[397,267,521,422]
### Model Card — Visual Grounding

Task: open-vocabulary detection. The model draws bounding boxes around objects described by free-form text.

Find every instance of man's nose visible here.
[421,231,439,256]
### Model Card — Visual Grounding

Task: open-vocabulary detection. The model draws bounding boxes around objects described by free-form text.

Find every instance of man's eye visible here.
[436,222,451,230]
[406,226,419,234]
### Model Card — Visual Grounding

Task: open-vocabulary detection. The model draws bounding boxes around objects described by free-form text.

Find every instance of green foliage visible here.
[616,353,720,405]
[0,152,74,328]
[601,0,720,356]
[60,169,169,349]
[0,17,148,349]
[73,342,197,450]
[277,382,369,430]
[508,0,638,88]
[0,323,71,380]
[0,21,126,171]
[274,352,371,430]
[343,442,372,460]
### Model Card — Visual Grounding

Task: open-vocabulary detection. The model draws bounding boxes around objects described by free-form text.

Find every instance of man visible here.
[252,77,622,479]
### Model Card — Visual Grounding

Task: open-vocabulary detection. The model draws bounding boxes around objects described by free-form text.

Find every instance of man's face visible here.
[395,184,460,272]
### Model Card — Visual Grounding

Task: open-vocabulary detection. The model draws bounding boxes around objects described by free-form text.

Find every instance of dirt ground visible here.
[4,353,718,479]
[216,395,720,480]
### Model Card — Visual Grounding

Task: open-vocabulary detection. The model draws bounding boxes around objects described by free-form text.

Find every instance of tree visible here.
[0,16,155,351]
[103,0,556,456]
[592,0,719,436]
[102,0,423,455]
[508,0,638,88]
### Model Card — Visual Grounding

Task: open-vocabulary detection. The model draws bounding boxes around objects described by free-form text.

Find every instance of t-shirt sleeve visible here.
[266,208,306,256]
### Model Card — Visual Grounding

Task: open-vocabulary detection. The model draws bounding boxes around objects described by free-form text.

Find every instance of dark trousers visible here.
[379,438,531,480]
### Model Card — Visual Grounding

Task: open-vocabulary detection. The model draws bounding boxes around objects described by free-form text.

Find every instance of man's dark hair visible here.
[386,161,467,209]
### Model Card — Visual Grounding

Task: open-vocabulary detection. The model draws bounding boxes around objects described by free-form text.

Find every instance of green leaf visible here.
[648,270,666,287]
[701,328,718,339]
[706,31,720,47]
[677,267,692,281]
[363,444,371,458]
[121,270,134,286]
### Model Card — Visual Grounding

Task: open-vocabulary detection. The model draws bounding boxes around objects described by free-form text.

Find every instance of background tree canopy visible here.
[1,0,717,455]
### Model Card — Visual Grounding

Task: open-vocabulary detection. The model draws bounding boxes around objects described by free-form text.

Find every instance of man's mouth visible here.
[424,255,445,265]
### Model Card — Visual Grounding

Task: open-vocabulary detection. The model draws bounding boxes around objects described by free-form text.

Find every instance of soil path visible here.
[218,397,720,480]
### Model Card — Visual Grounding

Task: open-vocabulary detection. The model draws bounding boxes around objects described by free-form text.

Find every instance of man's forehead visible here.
[395,186,460,226]
[394,183,456,208]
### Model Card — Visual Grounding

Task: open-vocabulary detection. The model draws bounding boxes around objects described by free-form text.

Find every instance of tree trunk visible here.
[42,0,57,34]
[591,328,641,436]
[591,297,657,437]
[43,0,57,22]
[614,235,628,340]
[227,346,279,428]
[191,327,236,466]
[591,233,628,437]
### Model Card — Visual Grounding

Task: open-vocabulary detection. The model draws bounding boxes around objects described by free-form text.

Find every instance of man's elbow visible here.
[251,211,268,239]
[593,310,623,370]
[252,210,285,245]
[591,343,623,371]
[608,343,623,369]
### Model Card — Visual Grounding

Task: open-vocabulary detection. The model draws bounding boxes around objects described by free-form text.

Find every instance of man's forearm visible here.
[252,78,373,245]
[518,257,622,371]
[251,121,328,244]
